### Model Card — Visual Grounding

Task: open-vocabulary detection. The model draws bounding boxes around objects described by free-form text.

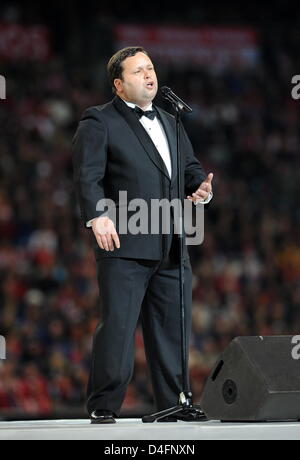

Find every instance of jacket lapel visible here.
[113,96,171,181]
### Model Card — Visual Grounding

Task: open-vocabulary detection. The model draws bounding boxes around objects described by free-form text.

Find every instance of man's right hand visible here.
[92,217,120,252]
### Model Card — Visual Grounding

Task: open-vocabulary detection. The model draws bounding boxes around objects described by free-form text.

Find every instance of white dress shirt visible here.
[124,100,172,178]
[86,99,212,227]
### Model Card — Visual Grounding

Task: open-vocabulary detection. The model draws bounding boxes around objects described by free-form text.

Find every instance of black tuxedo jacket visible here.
[72,96,207,260]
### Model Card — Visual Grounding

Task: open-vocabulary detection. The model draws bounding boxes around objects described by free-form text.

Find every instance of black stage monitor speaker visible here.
[200,336,300,422]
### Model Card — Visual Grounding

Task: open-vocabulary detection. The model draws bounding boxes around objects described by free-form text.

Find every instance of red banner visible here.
[114,25,259,69]
[0,23,51,61]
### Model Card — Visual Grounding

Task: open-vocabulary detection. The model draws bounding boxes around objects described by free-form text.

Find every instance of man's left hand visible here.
[187,172,214,202]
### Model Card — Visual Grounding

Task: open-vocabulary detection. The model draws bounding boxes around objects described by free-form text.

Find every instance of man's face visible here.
[114,52,158,108]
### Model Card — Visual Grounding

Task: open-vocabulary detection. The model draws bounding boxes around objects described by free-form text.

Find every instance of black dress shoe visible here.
[157,408,208,422]
[90,410,116,424]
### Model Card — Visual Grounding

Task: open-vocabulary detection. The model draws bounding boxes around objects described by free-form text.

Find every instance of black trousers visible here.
[86,246,193,416]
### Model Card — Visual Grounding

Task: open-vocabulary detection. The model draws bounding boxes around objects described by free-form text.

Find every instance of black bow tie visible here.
[132,106,157,120]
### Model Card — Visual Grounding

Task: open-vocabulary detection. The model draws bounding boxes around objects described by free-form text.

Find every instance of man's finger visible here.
[100,234,110,252]
[194,190,208,199]
[188,196,199,202]
[112,232,120,249]
[200,183,211,193]
[205,172,214,183]
[107,234,115,251]
[96,235,104,250]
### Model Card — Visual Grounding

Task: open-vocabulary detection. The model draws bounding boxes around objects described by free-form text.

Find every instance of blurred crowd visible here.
[1,5,300,417]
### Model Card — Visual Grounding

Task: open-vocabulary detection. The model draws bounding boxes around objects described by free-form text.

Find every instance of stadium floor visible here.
[0,418,300,440]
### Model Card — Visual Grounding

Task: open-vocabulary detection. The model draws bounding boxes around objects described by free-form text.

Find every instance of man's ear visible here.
[114,78,122,94]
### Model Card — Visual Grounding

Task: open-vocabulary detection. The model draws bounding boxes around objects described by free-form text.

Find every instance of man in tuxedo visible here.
[72,47,213,423]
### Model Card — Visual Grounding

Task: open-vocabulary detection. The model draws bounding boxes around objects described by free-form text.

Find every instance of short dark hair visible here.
[107,46,148,93]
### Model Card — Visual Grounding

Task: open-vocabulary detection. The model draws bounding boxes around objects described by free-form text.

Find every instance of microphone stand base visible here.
[142,392,208,423]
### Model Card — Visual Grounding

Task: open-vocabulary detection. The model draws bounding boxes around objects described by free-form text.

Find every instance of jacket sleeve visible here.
[72,107,108,227]
[181,123,207,197]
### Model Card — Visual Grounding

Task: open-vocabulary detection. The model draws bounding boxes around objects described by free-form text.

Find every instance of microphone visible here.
[160,86,193,113]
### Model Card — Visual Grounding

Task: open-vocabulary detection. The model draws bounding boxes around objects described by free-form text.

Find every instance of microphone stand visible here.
[142,90,206,423]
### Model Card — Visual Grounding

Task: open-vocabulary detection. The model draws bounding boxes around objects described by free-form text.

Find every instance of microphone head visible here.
[160,86,171,95]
